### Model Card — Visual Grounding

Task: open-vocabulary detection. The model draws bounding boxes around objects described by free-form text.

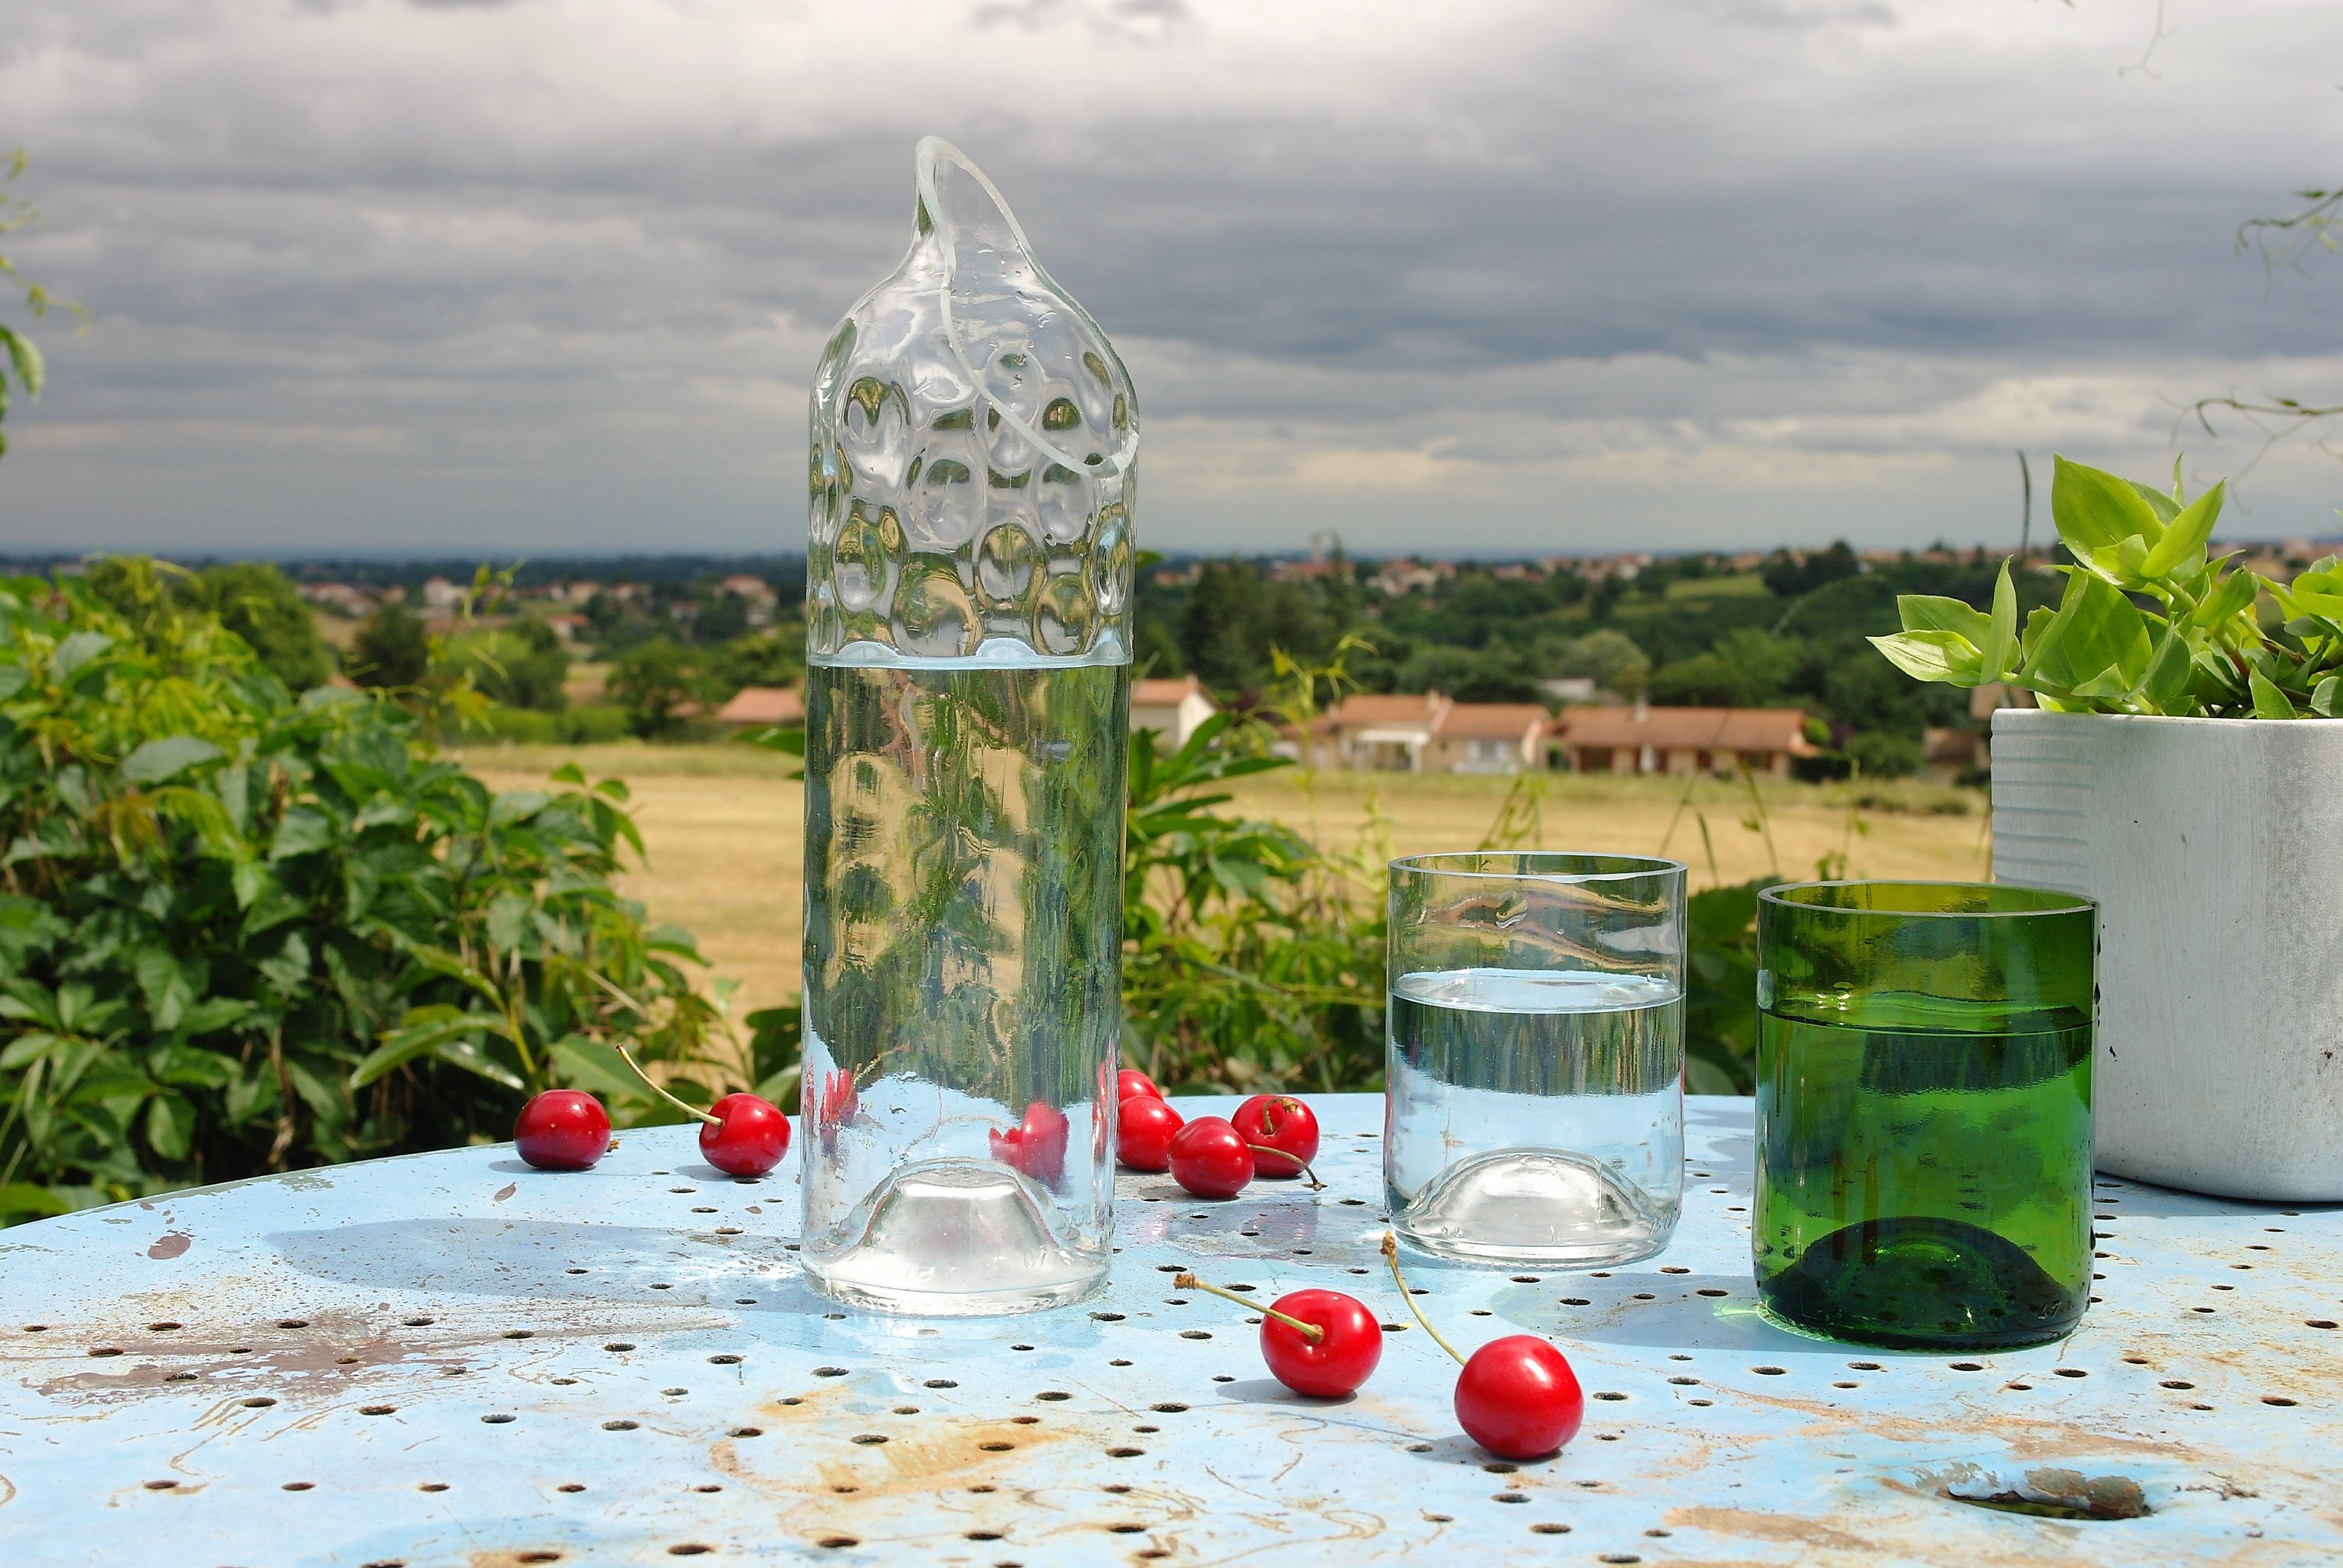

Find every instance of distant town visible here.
[9,533,2334,786]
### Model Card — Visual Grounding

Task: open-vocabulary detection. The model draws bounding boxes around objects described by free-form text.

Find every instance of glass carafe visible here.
[799,138,1136,1315]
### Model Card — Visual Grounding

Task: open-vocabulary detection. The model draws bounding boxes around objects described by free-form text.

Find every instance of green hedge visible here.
[0,564,769,1224]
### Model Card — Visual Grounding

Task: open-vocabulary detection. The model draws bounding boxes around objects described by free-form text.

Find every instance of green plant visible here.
[448,618,569,712]
[89,559,334,692]
[0,562,734,1222]
[349,601,431,690]
[1871,456,2343,717]
[0,151,82,462]
[1120,712,1385,1094]
[608,638,710,739]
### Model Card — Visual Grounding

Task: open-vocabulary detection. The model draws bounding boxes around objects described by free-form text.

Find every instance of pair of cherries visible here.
[1177,1234,1586,1460]
[1114,1074,1321,1199]
[512,1050,791,1178]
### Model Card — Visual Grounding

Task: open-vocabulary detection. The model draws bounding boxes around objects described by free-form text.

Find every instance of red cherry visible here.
[990,1100,1071,1187]
[1232,1093,1320,1180]
[1453,1335,1585,1459]
[1115,1094,1185,1172]
[1167,1116,1252,1199]
[1261,1288,1382,1398]
[698,1092,790,1177]
[514,1090,611,1171]
[1118,1069,1163,1103]
[815,1067,859,1153]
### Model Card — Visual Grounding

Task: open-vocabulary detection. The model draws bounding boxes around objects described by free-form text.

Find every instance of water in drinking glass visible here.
[1386,966,1685,1265]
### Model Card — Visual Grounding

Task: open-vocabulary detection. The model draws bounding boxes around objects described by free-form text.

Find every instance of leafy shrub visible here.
[608,638,711,738]
[1546,628,1649,697]
[1121,715,1385,1093]
[460,704,636,747]
[711,627,806,695]
[90,561,335,693]
[1843,729,1924,779]
[1683,878,1763,1093]
[0,564,735,1222]
[447,618,570,711]
[349,602,430,689]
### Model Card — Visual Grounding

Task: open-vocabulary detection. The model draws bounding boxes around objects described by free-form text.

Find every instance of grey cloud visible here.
[2,0,2340,555]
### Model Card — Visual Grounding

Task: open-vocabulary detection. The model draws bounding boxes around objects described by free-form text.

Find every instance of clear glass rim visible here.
[1389,851,1686,886]
[1759,878,2095,919]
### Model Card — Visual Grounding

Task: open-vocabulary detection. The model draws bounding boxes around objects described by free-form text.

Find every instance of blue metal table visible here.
[2,1095,2337,1566]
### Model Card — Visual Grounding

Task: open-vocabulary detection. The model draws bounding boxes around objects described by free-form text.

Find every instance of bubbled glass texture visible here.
[808,138,1138,668]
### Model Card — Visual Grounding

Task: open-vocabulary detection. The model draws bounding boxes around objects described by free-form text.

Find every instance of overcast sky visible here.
[3,0,2341,559]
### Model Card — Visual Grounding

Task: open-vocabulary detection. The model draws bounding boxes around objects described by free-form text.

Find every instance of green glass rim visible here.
[1389,851,1686,885]
[1759,879,2095,919]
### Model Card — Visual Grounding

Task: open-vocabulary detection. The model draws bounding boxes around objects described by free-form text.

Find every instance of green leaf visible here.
[2250,668,2299,719]
[2141,481,2224,579]
[146,1092,195,1162]
[1895,594,1995,646]
[1867,629,1985,686]
[2125,478,2182,526]
[2191,570,2261,628]
[2310,675,2340,718]
[350,1008,512,1088]
[0,1183,70,1220]
[134,947,198,1032]
[2137,627,2195,711]
[488,789,550,827]
[120,736,226,787]
[51,630,113,679]
[2020,572,2152,698]
[2052,455,2166,555]
[1,323,45,399]
[0,1031,66,1071]
[269,806,337,861]
[546,1035,651,1104]
[1981,561,2019,680]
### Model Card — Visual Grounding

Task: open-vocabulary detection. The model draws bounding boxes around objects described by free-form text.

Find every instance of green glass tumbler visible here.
[1753,881,2096,1352]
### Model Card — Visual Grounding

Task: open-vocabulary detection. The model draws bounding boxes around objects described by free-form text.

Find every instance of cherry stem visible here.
[615,1043,719,1128]
[1173,1272,1325,1343]
[1246,1145,1325,1190]
[1382,1231,1466,1367]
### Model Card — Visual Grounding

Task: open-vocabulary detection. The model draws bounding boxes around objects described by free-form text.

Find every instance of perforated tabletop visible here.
[2,1095,2337,1566]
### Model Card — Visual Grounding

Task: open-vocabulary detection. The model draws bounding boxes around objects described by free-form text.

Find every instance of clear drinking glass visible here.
[1385,853,1687,1267]
[797,138,1138,1316]
[1753,881,2096,1351]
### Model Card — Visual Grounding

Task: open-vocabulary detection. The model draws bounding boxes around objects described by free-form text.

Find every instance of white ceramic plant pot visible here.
[1991,707,2343,1200]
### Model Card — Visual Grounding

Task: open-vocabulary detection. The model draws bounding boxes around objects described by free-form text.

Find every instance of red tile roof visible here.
[1432,703,1549,739]
[1132,675,1212,708]
[1554,705,1819,754]
[715,686,804,725]
[1330,693,1446,726]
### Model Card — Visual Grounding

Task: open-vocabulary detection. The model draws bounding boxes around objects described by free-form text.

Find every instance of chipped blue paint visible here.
[0,1096,2335,1565]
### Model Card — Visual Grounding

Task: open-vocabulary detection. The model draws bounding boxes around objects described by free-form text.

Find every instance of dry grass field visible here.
[456,740,1992,1021]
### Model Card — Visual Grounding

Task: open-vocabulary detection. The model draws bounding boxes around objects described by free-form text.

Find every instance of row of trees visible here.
[1138,548,2035,775]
